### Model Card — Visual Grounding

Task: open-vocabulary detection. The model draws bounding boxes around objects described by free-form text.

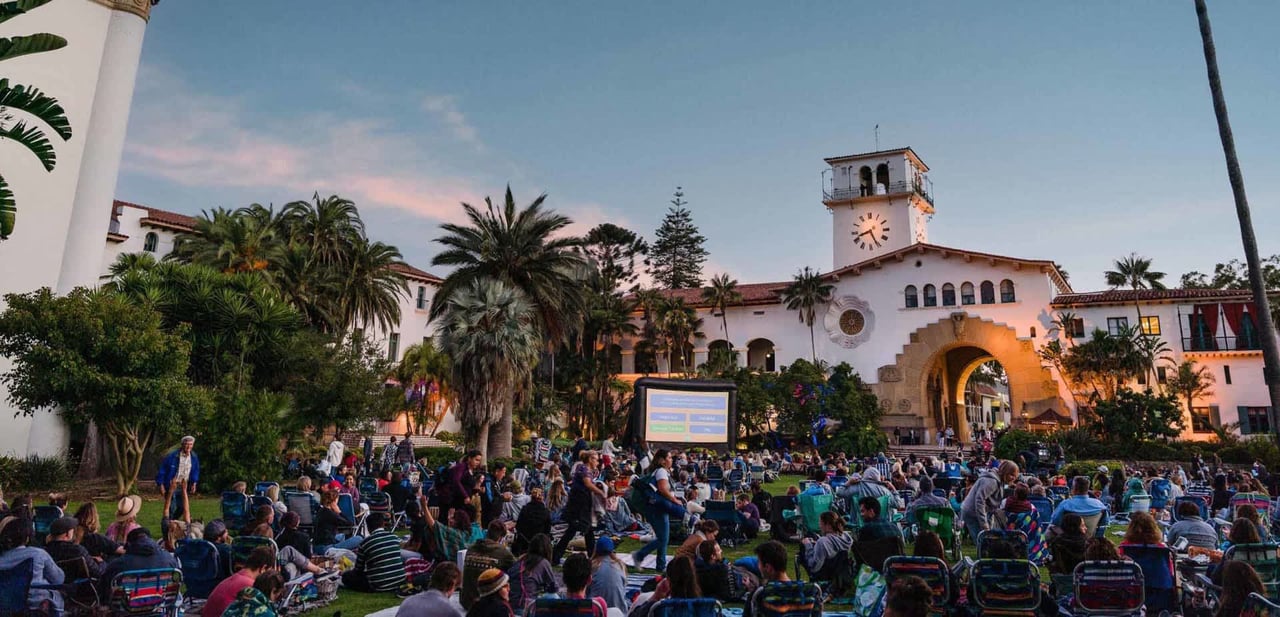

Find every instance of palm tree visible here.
[431,186,588,344]
[654,297,703,375]
[782,266,834,362]
[171,206,287,274]
[336,235,408,333]
[1128,325,1173,392]
[282,193,364,269]
[702,273,742,348]
[1104,253,1166,327]
[1167,359,1215,433]
[1195,0,1280,423]
[396,341,454,435]
[0,0,71,239]
[437,279,541,458]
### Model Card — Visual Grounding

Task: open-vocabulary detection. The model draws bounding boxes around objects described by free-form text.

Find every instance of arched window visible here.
[960,282,975,305]
[875,163,890,191]
[923,284,937,307]
[904,285,919,308]
[1030,326,1037,338]
[980,281,995,304]
[143,232,158,253]
[1000,279,1016,303]
[859,166,873,196]
[941,283,956,306]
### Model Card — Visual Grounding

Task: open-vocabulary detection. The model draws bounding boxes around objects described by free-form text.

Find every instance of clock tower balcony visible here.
[823,179,934,209]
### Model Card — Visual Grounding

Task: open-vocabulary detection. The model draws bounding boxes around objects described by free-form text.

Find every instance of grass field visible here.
[70,475,1049,616]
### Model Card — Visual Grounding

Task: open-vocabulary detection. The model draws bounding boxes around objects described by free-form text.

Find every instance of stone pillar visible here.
[621,350,635,374]
[735,348,747,368]
[27,1,153,457]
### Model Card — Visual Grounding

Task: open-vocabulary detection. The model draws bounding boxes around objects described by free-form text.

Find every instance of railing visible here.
[823,180,934,205]
[1177,305,1263,352]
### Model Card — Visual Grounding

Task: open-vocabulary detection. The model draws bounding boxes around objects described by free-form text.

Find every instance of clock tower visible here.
[822,147,934,269]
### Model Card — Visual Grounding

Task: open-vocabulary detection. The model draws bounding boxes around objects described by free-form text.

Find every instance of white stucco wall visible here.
[0,0,147,456]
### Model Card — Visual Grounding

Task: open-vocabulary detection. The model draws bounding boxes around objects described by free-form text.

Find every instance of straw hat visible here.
[115,495,142,522]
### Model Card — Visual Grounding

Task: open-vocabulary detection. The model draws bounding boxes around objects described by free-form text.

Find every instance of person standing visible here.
[381,436,399,475]
[961,460,1019,536]
[439,451,484,529]
[156,436,200,523]
[631,449,682,572]
[893,427,902,446]
[553,452,607,565]
[398,432,416,473]
[362,434,375,476]
[326,436,345,470]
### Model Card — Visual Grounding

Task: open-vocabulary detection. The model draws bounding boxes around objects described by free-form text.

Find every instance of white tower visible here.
[0,0,156,456]
[823,147,934,270]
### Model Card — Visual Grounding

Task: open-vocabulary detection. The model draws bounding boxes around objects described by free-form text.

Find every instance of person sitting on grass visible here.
[468,568,514,617]
[588,537,629,612]
[855,496,900,542]
[513,488,551,556]
[800,511,853,579]
[676,519,719,561]
[883,575,932,617]
[222,571,285,617]
[424,494,475,563]
[249,523,322,579]
[342,512,406,593]
[397,561,463,617]
[736,493,762,539]
[629,555,701,617]
[0,515,65,614]
[203,545,276,617]
[1166,500,1218,550]
[461,521,517,610]
[506,533,557,614]
[696,539,733,601]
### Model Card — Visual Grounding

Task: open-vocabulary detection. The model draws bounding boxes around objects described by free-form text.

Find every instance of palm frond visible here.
[0,33,67,62]
[0,171,13,238]
[0,79,70,139]
[0,120,55,170]
[0,0,54,25]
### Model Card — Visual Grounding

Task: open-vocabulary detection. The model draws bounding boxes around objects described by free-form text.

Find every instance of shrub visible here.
[0,454,75,493]
[994,429,1041,461]
[1060,459,1125,480]
[418,446,462,472]
[197,389,287,492]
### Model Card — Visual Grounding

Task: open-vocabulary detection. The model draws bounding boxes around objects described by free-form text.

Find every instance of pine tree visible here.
[648,187,709,289]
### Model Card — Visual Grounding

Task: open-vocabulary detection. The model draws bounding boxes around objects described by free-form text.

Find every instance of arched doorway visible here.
[671,341,695,373]
[607,344,623,374]
[707,339,736,370]
[634,341,657,374]
[747,338,776,371]
[874,314,1067,444]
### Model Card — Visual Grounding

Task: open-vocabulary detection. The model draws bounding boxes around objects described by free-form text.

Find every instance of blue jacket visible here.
[156,449,200,488]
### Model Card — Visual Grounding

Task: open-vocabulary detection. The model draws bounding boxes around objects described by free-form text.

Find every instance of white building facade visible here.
[616,147,1273,444]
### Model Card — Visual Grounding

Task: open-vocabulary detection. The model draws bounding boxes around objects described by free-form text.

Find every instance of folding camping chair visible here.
[254,481,280,498]
[1234,493,1274,522]
[530,596,600,617]
[828,476,849,491]
[706,465,725,490]
[221,491,251,536]
[1028,496,1055,527]
[1115,495,1152,523]
[31,505,61,547]
[1173,495,1210,522]
[1117,543,1178,614]
[1005,510,1048,565]
[174,539,222,600]
[108,568,184,617]
[852,533,905,574]
[1073,560,1145,616]
[1227,543,1280,601]
[914,506,961,562]
[726,468,745,493]
[230,535,279,572]
[794,492,832,538]
[703,500,746,547]
[976,529,1029,560]
[1149,478,1172,514]
[337,492,368,537]
[1,557,63,616]
[651,597,723,617]
[285,491,319,533]
[752,580,824,617]
[970,559,1041,616]
[769,495,801,542]
[884,556,951,616]
[358,476,380,500]
[1243,592,1280,616]
[57,556,100,614]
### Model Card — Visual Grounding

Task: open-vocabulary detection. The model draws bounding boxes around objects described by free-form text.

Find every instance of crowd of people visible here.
[4,431,1280,616]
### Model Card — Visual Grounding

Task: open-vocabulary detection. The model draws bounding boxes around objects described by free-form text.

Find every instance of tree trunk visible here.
[474,422,490,460]
[78,421,103,479]
[1196,0,1280,435]
[488,402,513,458]
[809,323,817,362]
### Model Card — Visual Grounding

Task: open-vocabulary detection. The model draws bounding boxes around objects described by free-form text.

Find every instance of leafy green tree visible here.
[1180,256,1280,290]
[648,187,708,289]
[0,0,71,239]
[0,288,211,495]
[781,267,834,362]
[282,331,401,437]
[580,223,648,294]
[654,297,703,374]
[437,279,542,458]
[702,273,742,347]
[1092,387,1183,443]
[198,388,287,491]
[824,363,888,455]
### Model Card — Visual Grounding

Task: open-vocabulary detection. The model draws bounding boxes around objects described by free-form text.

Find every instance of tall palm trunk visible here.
[1196,0,1280,434]
[488,406,513,458]
[808,320,817,362]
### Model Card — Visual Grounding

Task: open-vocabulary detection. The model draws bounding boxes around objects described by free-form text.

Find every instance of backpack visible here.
[626,474,656,516]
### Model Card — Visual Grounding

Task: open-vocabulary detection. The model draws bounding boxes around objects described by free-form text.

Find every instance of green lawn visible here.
[74,475,1095,616]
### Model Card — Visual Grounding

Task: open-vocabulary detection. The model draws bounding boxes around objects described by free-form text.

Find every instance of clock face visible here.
[854,212,890,250]
[839,309,865,336]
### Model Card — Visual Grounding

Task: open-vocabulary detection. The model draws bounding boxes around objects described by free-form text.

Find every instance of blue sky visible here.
[117,2,1280,291]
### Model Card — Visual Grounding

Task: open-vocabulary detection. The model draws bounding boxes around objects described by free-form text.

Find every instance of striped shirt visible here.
[354,529,405,592]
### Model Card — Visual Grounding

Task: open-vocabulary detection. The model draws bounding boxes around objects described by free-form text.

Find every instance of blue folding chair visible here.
[0,557,62,615]
[284,491,319,533]
[1028,496,1055,526]
[357,476,379,500]
[1149,478,1172,512]
[651,597,724,617]
[703,500,746,546]
[31,505,61,547]
[231,535,279,572]
[970,559,1041,616]
[254,481,280,497]
[1172,495,1209,522]
[726,468,745,493]
[220,491,251,536]
[1117,543,1177,614]
[337,493,366,537]
[174,539,222,599]
[706,465,725,490]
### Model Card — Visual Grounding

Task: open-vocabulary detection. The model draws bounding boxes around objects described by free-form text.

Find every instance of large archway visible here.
[747,338,776,371]
[874,313,1067,444]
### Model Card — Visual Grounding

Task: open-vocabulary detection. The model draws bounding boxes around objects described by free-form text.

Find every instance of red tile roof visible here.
[389,262,444,284]
[110,199,442,284]
[1051,288,1258,307]
[642,281,790,309]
